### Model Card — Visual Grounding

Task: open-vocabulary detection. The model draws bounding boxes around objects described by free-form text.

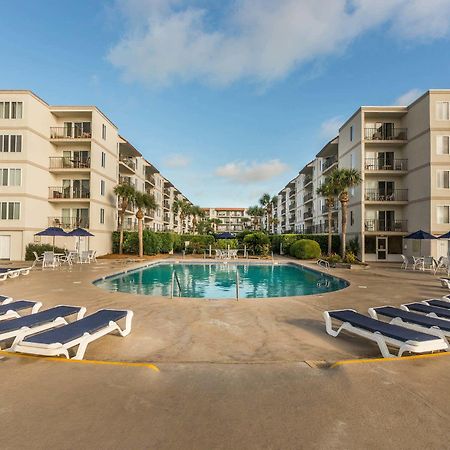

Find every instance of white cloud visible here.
[108,0,450,87]
[320,116,343,140]
[163,153,191,168]
[394,88,423,106]
[215,159,288,184]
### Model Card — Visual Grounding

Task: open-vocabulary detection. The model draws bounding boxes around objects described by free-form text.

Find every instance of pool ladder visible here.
[170,270,182,299]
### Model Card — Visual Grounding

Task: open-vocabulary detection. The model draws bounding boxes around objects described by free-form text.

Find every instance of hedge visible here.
[270,234,340,255]
[214,239,238,250]
[289,239,321,259]
[243,232,270,256]
[25,243,66,261]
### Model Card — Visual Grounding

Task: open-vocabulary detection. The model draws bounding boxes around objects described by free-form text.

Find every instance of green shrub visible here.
[270,233,340,254]
[215,239,238,249]
[112,231,183,255]
[325,253,342,264]
[236,230,252,243]
[289,239,321,260]
[343,251,358,264]
[244,232,270,256]
[346,236,360,255]
[25,243,66,261]
[123,232,139,254]
[175,234,216,253]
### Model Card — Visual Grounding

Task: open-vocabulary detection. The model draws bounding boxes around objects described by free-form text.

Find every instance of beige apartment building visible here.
[203,208,249,233]
[0,90,191,261]
[274,90,450,262]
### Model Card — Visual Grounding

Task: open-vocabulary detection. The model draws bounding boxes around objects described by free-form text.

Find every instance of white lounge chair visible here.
[369,305,450,345]
[0,305,86,349]
[401,301,450,319]
[0,295,13,304]
[439,278,450,289]
[0,300,42,321]
[11,309,133,360]
[324,309,448,358]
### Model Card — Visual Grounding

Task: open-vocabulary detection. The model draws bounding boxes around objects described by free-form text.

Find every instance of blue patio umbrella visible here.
[67,228,94,252]
[404,230,437,256]
[216,232,235,239]
[35,227,69,250]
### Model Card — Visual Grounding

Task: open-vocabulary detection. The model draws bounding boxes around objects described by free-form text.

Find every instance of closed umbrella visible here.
[216,232,235,239]
[404,230,437,257]
[35,227,68,251]
[67,228,94,253]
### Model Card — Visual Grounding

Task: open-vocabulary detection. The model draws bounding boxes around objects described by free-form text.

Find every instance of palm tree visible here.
[241,217,251,230]
[316,178,339,255]
[190,205,204,234]
[259,193,277,232]
[114,183,136,254]
[247,205,264,230]
[172,199,191,233]
[328,168,362,258]
[211,218,222,232]
[133,191,157,257]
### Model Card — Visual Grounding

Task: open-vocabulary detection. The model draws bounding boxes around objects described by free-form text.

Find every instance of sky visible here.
[1,0,450,207]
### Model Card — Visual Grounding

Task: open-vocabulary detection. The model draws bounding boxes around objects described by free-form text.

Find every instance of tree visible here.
[259,193,277,232]
[247,205,264,230]
[190,205,205,234]
[316,178,339,255]
[328,168,362,258]
[134,191,157,257]
[172,199,191,233]
[114,183,136,254]
[241,217,251,230]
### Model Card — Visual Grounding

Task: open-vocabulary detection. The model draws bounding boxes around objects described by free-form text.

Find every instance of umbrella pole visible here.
[53,236,55,251]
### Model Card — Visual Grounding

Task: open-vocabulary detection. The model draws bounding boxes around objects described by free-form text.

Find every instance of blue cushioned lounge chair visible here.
[0,300,42,321]
[0,295,13,304]
[401,302,450,319]
[0,305,86,349]
[324,309,448,358]
[11,309,133,360]
[369,305,450,344]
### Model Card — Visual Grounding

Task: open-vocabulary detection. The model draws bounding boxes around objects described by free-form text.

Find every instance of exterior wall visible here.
[203,208,249,232]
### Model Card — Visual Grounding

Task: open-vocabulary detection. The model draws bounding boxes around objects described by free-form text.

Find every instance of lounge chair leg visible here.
[373,332,396,358]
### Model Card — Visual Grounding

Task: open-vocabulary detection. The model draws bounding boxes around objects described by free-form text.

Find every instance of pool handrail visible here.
[170,270,182,299]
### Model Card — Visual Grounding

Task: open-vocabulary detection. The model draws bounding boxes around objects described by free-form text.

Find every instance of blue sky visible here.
[2,0,450,206]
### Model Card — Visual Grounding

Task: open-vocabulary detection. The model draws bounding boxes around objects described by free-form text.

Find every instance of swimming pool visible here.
[94,262,347,299]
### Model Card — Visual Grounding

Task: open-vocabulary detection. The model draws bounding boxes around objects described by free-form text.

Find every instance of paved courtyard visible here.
[1,257,450,449]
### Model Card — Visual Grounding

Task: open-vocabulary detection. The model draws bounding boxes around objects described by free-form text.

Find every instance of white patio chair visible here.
[79,251,90,264]
[229,249,238,259]
[215,249,224,259]
[434,257,449,275]
[32,251,44,268]
[87,250,97,263]
[42,252,58,269]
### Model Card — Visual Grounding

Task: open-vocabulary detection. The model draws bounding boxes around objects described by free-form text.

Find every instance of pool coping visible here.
[92,258,350,301]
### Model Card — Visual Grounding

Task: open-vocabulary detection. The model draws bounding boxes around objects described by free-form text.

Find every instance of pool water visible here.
[94,263,347,299]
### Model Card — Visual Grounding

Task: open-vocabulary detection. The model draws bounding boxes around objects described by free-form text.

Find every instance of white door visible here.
[0,236,11,260]
[376,236,388,261]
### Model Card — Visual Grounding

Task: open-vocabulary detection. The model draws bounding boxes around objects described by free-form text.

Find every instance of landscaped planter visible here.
[331,262,369,270]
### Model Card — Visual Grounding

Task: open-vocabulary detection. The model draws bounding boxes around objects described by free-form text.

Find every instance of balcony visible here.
[119,156,136,172]
[164,188,170,197]
[48,216,89,229]
[303,211,313,220]
[303,192,313,203]
[364,127,407,142]
[304,176,313,186]
[305,223,338,234]
[164,214,170,223]
[119,176,137,189]
[123,222,138,231]
[321,202,339,214]
[48,186,90,200]
[289,202,296,211]
[365,189,408,202]
[365,159,407,171]
[145,174,155,185]
[49,157,90,170]
[50,125,92,140]
[364,219,408,232]
[163,200,170,210]
[322,156,337,172]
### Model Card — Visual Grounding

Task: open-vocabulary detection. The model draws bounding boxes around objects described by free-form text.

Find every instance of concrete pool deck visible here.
[0,256,447,363]
[2,256,450,449]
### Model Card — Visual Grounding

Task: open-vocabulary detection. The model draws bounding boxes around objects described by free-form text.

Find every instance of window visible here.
[437,170,450,188]
[437,102,450,120]
[0,202,20,219]
[0,135,22,152]
[0,169,21,186]
[437,206,450,224]
[365,236,376,254]
[102,124,107,140]
[100,208,105,224]
[350,125,353,142]
[100,180,105,196]
[101,152,106,168]
[0,102,23,119]
[437,136,450,155]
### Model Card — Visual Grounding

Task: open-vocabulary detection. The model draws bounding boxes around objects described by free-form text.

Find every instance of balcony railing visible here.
[321,203,339,214]
[145,174,155,185]
[322,156,337,172]
[49,157,90,169]
[304,176,313,186]
[303,211,313,219]
[303,192,313,203]
[164,188,170,196]
[364,127,407,141]
[48,186,90,199]
[163,200,170,209]
[119,156,136,171]
[119,176,137,189]
[289,202,296,211]
[164,214,170,223]
[365,159,408,171]
[305,223,338,234]
[365,189,408,202]
[364,219,408,232]
[48,216,89,229]
[123,222,138,231]
[50,126,92,139]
